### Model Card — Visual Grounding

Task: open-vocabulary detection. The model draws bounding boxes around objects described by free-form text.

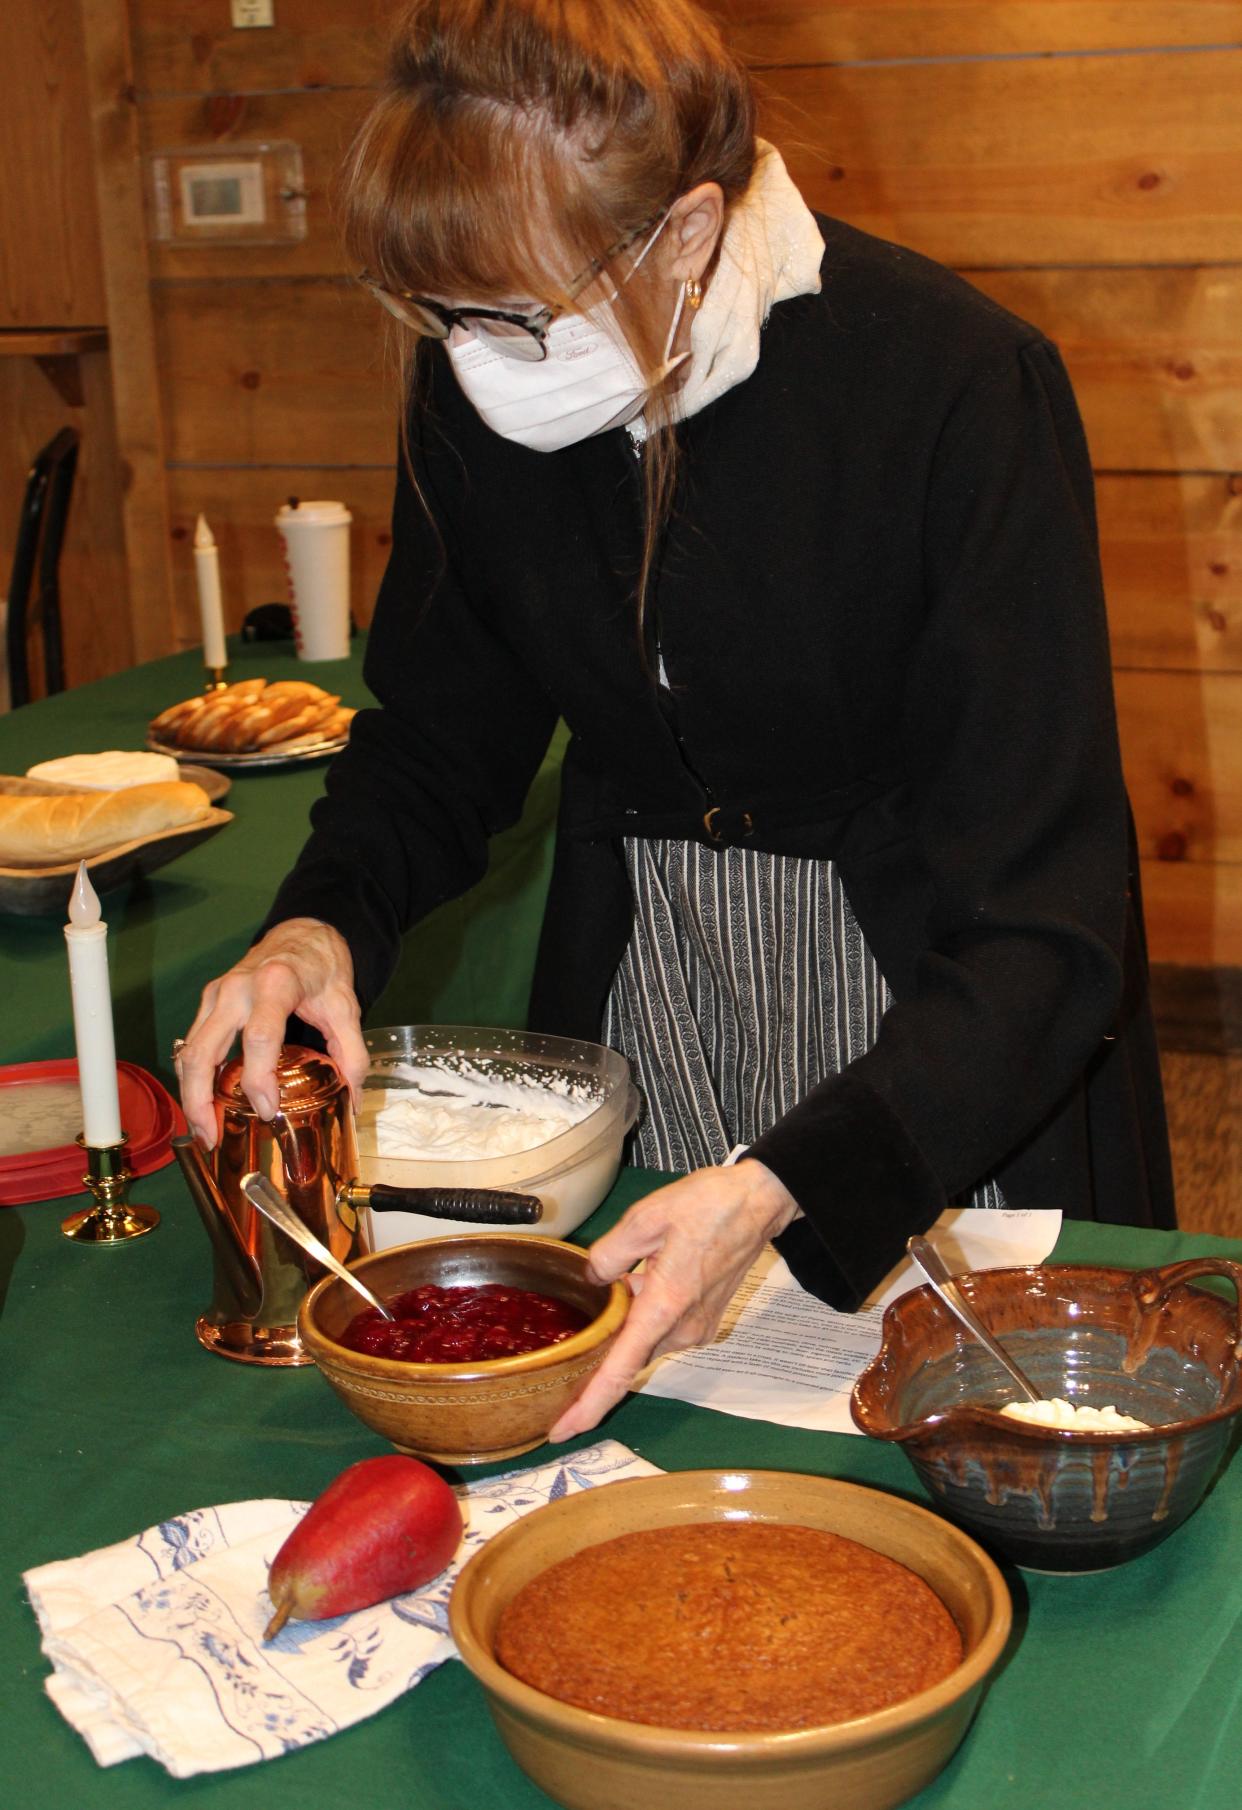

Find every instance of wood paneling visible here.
[717,3,1242,65]
[971,267,1242,473]
[766,50,1242,265]
[0,0,107,328]
[135,0,391,94]
[82,0,176,663]
[137,55,1242,282]
[130,2,1242,94]
[165,465,394,645]
[154,279,390,466]
[1118,669,1242,866]
[1140,858,1242,967]
[1099,476,1242,671]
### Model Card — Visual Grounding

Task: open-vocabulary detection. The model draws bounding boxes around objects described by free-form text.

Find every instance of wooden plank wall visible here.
[125,0,1242,965]
[0,0,133,695]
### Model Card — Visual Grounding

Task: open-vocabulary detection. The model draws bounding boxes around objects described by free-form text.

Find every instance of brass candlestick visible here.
[204,665,229,691]
[61,1134,160,1244]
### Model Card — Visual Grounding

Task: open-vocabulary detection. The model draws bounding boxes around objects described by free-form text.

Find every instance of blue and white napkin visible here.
[23,1439,660,1778]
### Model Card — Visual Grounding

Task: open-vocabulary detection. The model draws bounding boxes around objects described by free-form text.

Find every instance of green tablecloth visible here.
[3,1174,1241,1810]
[1,637,566,1079]
[3,646,1241,1806]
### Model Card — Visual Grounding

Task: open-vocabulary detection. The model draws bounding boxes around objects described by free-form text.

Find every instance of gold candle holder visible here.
[61,1134,160,1244]
[204,665,229,691]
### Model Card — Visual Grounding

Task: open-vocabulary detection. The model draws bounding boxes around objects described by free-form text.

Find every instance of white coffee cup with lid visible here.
[275,499,352,661]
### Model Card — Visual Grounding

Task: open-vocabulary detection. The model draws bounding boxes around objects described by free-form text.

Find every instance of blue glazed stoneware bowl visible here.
[851,1260,1242,1572]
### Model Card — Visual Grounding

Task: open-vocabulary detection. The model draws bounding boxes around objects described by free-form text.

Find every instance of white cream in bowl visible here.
[360,1061,595,1162]
[26,751,180,790]
[999,1397,1150,1432]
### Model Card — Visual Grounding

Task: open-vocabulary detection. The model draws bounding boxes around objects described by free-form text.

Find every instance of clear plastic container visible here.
[356,1026,639,1246]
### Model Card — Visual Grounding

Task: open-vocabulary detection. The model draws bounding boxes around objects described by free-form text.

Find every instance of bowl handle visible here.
[1136,1258,1242,1361]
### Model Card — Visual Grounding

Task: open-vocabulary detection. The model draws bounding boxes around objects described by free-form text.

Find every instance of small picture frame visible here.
[149,141,307,246]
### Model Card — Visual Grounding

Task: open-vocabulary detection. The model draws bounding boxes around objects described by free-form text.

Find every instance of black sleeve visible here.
[750,339,1129,1305]
[261,406,559,1010]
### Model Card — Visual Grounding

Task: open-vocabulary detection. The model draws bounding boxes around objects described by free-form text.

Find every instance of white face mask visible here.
[446,215,689,453]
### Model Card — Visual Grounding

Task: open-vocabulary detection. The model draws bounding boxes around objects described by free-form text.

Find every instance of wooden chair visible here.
[5,426,80,708]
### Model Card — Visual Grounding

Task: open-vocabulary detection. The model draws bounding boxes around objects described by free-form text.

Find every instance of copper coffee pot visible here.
[173,1044,542,1367]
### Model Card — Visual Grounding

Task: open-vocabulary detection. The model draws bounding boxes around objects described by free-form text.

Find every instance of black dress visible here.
[265,214,1176,1308]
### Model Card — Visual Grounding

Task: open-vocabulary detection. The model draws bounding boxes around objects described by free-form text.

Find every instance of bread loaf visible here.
[148,679,353,754]
[0,781,212,866]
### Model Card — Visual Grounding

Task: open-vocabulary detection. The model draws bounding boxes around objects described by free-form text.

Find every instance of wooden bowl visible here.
[0,771,231,915]
[298,1235,629,1465]
[449,1469,1011,1810]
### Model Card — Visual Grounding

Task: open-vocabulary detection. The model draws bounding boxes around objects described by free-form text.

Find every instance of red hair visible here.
[342,0,759,634]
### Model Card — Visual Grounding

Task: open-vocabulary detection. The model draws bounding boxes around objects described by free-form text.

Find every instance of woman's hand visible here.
[177,919,368,1148]
[547,1159,800,1442]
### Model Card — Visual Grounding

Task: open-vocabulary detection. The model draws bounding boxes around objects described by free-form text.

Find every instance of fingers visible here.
[301,988,370,1105]
[549,1168,789,1443]
[583,1212,668,1286]
[548,1273,697,1442]
[176,921,365,1146]
[179,989,249,1148]
[550,1295,677,1448]
[239,962,305,1120]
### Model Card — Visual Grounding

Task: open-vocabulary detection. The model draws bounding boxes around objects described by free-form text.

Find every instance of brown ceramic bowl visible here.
[450,1469,1011,1810]
[298,1235,628,1465]
[852,1259,1242,1572]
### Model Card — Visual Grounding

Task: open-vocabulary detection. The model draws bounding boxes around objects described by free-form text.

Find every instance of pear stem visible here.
[264,1598,293,1641]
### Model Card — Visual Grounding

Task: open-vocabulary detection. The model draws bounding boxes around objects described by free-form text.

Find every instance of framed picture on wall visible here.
[148,141,307,246]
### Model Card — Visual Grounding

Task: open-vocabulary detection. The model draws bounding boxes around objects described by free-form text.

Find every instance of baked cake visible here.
[494,1521,963,1732]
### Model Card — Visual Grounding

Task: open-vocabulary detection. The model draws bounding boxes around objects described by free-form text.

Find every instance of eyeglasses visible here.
[358,214,663,362]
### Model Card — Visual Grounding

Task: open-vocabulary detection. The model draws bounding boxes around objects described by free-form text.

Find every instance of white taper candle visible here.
[193,513,228,670]
[64,862,123,1147]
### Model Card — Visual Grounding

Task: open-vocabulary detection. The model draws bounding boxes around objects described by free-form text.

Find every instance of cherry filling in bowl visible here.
[340,1282,590,1364]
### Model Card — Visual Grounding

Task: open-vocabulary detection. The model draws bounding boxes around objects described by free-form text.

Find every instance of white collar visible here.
[630,144,825,441]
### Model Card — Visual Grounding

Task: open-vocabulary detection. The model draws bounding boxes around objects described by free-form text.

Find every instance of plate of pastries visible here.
[147,678,356,768]
[0,752,232,915]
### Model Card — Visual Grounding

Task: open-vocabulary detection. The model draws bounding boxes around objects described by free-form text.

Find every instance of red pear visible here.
[264,1454,463,1639]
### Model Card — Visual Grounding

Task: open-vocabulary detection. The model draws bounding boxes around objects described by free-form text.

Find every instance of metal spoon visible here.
[242,1172,395,1321]
[906,1234,1042,1403]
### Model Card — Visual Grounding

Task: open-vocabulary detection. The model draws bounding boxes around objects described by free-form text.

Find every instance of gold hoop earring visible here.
[685,277,703,311]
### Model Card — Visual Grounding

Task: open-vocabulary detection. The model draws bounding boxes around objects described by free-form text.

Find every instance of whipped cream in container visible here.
[355,1030,639,1244]
[360,1060,596,1162]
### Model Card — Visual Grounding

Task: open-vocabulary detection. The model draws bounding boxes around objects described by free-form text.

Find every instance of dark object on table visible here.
[5,426,79,708]
[242,603,358,642]
[852,1259,1242,1572]
[241,603,295,641]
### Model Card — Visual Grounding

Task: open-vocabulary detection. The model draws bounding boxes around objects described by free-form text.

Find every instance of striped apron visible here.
[602,834,1004,1209]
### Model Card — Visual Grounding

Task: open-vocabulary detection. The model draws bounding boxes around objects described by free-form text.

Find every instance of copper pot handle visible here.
[1136,1258,1242,1361]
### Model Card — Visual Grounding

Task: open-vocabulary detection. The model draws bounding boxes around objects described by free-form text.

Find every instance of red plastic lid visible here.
[0,1060,187,1206]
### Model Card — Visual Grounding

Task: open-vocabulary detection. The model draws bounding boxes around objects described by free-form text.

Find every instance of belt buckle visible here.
[703,806,753,842]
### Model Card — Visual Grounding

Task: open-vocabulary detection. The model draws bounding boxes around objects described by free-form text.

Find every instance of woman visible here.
[178,0,1174,1441]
